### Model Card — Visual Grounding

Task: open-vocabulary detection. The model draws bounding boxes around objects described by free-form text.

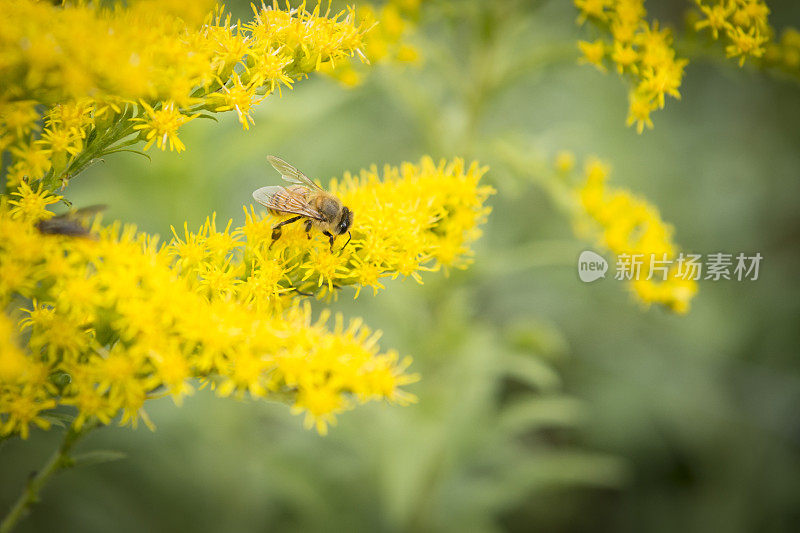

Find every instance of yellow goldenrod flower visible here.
[575,0,614,24]
[1,0,368,180]
[572,157,697,313]
[7,182,61,222]
[321,0,422,87]
[611,41,640,73]
[132,101,197,152]
[8,144,53,185]
[695,1,734,39]
[578,40,608,72]
[694,0,772,66]
[237,157,494,299]
[0,156,491,438]
[626,90,656,133]
[0,389,56,440]
[574,1,686,132]
[0,102,41,139]
[208,74,264,130]
[726,25,769,65]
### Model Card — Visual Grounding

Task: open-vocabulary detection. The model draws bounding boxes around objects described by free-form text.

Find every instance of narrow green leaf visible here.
[100,148,151,162]
[72,450,127,467]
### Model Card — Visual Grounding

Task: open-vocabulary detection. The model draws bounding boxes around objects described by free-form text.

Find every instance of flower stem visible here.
[0,425,88,533]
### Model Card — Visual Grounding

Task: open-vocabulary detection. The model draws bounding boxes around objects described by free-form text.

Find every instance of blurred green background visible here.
[2,1,800,531]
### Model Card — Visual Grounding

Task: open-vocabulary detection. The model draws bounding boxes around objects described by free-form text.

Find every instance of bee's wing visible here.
[69,204,107,218]
[267,155,324,191]
[252,186,325,221]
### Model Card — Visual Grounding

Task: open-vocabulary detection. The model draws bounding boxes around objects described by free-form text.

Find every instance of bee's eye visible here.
[337,208,352,235]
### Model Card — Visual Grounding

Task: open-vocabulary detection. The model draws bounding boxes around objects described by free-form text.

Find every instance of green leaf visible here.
[104,136,142,151]
[501,352,562,391]
[41,412,75,429]
[497,396,585,434]
[504,451,629,491]
[72,450,127,467]
[100,148,151,162]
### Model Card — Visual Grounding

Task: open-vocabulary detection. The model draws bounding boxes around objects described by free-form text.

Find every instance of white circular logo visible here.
[577,250,608,282]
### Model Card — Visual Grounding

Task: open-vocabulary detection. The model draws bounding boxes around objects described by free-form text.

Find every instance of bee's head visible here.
[336,206,353,235]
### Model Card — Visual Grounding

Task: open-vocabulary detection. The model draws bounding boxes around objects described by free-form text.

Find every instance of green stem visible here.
[0,425,89,533]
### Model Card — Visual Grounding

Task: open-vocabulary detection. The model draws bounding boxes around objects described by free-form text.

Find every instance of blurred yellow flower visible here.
[572,158,698,313]
[579,40,608,72]
[574,0,687,132]
[321,0,422,87]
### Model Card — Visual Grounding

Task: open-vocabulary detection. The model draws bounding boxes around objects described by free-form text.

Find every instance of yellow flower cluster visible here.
[575,0,688,133]
[178,157,492,303]
[0,0,368,188]
[762,27,800,80]
[694,0,771,66]
[321,0,422,87]
[571,157,697,313]
[0,157,492,438]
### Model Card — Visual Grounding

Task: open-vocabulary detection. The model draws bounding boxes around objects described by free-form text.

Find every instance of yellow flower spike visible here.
[694,0,773,67]
[574,1,687,131]
[0,154,490,437]
[573,156,698,313]
[1,0,368,170]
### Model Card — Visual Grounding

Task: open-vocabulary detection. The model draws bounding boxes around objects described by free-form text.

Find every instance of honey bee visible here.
[35,204,106,238]
[253,156,353,251]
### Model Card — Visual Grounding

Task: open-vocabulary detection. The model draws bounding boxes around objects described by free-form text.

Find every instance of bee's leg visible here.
[323,230,335,252]
[292,287,315,297]
[270,215,303,248]
[304,219,313,239]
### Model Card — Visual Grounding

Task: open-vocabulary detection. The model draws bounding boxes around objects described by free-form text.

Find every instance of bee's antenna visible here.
[342,231,352,250]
